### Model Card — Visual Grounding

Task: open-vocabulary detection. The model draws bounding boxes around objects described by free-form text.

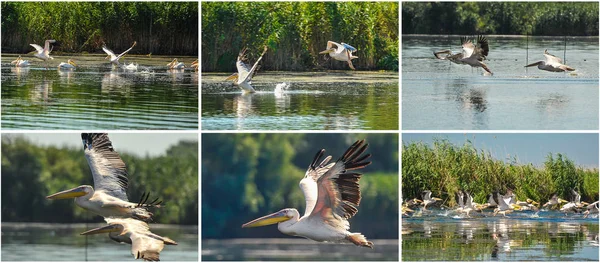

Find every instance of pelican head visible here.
[167,58,179,67]
[11,56,22,64]
[241,208,295,228]
[46,185,93,199]
[67,59,77,66]
[80,223,125,236]
[225,73,239,83]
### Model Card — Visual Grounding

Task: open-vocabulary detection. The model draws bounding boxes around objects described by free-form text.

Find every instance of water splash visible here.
[274,82,290,95]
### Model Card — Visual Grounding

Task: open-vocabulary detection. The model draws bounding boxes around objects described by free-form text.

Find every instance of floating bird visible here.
[58,59,77,69]
[10,56,31,67]
[46,133,161,221]
[103,41,137,66]
[30,39,56,69]
[434,35,492,75]
[242,140,373,248]
[167,58,185,69]
[319,41,358,70]
[81,217,177,261]
[226,46,268,93]
[525,50,575,72]
[421,190,442,210]
[190,59,199,71]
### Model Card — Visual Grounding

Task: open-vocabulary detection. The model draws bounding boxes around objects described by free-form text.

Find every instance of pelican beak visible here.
[70,60,77,66]
[242,210,291,228]
[225,73,238,82]
[319,49,332,54]
[46,187,87,199]
[525,62,539,67]
[433,197,443,201]
[558,198,568,204]
[80,224,120,235]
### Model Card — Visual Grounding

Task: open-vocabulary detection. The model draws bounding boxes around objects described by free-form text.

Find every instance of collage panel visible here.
[401,2,599,130]
[401,133,599,261]
[1,2,199,130]
[201,133,399,260]
[201,1,399,130]
[1,133,199,261]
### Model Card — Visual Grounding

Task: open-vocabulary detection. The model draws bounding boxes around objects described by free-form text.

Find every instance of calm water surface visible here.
[1,222,198,261]
[201,72,398,130]
[402,35,599,130]
[1,54,198,130]
[202,238,398,261]
[402,210,599,261]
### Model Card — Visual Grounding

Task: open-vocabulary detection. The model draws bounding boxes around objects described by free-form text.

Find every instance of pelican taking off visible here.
[103,41,137,66]
[58,59,77,69]
[525,49,575,72]
[30,39,56,69]
[421,190,442,210]
[11,56,31,67]
[434,35,492,75]
[242,140,373,248]
[226,46,268,93]
[46,133,161,221]
[81,218,177,261]
[319,41,358,70]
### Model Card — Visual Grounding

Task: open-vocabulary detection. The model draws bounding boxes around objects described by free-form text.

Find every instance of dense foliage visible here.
[1,2,198,55]
[201,2,399,71]
[202,133,399,239]
[403,2,599,36]
[402,139,599,207]
[1,136,199,225]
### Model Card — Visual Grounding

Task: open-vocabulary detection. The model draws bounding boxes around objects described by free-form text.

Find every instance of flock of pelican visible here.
[46,133,176,261]
[403,189,599,219]
[242,140,374,248]
[226,40,357,93]
[9,39,198,72]
[434,35,576,75]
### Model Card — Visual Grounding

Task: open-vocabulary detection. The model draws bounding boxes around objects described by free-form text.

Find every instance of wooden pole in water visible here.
[525,33,529,73]
[563,36,567,64]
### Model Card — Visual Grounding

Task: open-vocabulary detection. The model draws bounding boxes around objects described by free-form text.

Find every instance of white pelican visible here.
[167,58,185,69]
[421,190,442,210]
[10,56,31,67]
[30,39,56,69]
[456,191,475,217]
[242,140,373,248]
[58,59,77,69]
[103,41,137,66]
[434,35,492,75]
[81,217,177,261]
[525,50,575,72]
[583,201,599,218]
[493,192,514,217]
[46,133,161,221]
[226,46,268,93]
[543,193,568,209]
[319,41,358,70]
[190,59,198,71]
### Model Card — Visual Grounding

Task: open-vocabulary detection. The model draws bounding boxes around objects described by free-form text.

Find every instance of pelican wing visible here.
[456,191,465,208]
[44,40,56,54]
[327,41,341,50]
[497,193,511,210]
[309,140,371,227]
[117,41,137,59]
[476,35,489,57]
[465,192,474,208]
[30,44,44,53]
[102,46,117,59]
[82,133,129,201]
[299,149,334,217]
[570,189,581,203]
[543,50,563,65]
[461,37,476,58]
[341,42,357,53]
[238,46,267,83]
[131,232,166,261]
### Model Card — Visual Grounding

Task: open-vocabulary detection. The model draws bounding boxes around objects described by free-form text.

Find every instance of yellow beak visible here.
[241,210,291,228]
[319,49,332,54]
[46,187,87,199]
[225,73,238,82]
[80,224,120,235]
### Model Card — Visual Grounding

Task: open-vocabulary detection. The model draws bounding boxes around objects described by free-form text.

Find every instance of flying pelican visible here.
[542,193,568,210]
[190,59,199,71]
[30,39,56,69]
[81,218,177,261]
[46,133,161,221]
[11,56,31,67]
[319,41,358,70]
[167,58,185,69]
[434,35,492,75]
[525,50,575,72]
[421,190,442,210]
[226,46,268,93]
[103,41,137,66]
[241,140,373,248]
[583,201,599,218]
[58,59,77,70]
[561,189,588,213]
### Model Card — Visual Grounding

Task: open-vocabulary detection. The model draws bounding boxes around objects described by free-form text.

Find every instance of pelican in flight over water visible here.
[46,133,161,221]
[525,50,575,72]
[81,218,177,261]
[103,41,137,66]
[30,39,56,69]
[319,41,358,70]
[11,56,31,67]
[434,35,492,75]
[242,140,374,248]
[58,59,77,70]
[226,46,268,93]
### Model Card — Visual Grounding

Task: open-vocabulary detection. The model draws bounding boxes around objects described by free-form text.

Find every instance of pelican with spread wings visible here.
[226,46,268,93]
[319,41,358,70]
[241,140,373,248]
[81,218,177,261]
[30,39,56,69]
[525,50,575,72]
[434,35,492,75]
[103,41,137,66]
[46,133,161,221]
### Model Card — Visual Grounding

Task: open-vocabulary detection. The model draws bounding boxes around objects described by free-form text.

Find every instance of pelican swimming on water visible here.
[30,39,56,69]
[319,41,358,70]
[434,35,492,75]
[525,50,575,72]
[58,59,77,69]
[242,140,373,248]
[190,59,198,71]
[81,217,177,261]
[103,41,137,66]
[167,58,185,69]
[46,133,161,221]
[11,56,31,67]
[226,46,268,93]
